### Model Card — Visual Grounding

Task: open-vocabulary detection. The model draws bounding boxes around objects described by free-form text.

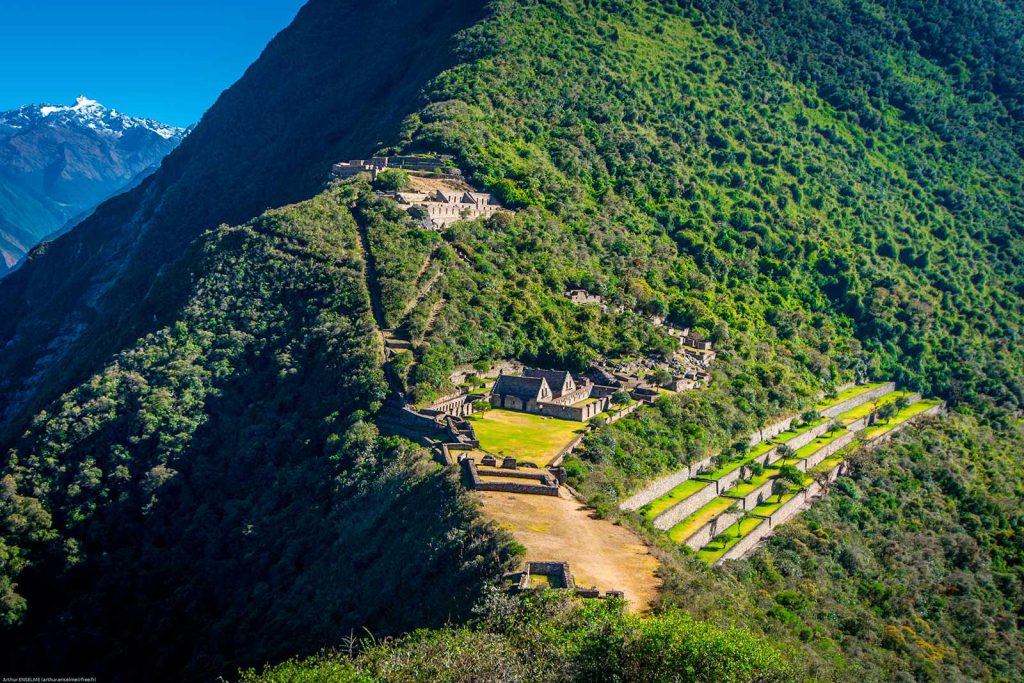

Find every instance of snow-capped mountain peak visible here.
[1,96,187,142]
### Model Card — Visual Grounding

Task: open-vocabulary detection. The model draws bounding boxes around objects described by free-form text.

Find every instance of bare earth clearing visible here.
[477,489,662,610]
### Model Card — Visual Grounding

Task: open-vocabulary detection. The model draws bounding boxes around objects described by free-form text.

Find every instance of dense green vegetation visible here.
[242,592,793,682]
[0,189,518,680]
[0,0,1022,681]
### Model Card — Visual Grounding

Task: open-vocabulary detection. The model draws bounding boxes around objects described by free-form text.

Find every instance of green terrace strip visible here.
[640,479,710,521]
[722,467,780,498]
[814,382,888,411]
[861,399,943,440]
[704,416,827,480]
[696,517,766,564]
[809,450,851,477]
[767,417,828,446]
[836,390,913,424]
[792,428,848,460]
[667,497,739,543]
[749,490,802,518]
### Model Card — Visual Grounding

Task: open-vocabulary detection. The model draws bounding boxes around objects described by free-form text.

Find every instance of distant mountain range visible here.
[0,96,186,276]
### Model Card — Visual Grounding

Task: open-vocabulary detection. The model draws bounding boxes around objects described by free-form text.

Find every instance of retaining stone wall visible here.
[717,519,771,564]
[732,478,776,510]
[803,430,854,470]
[653,482,717,530]
[767,488,810,528]
[548,433,587,467]
[620,455,713,512]
[821,382,896,418]
[782,419,832,453]
[684,510,742,551]
[711,466,746,493]
[866,402,946,448]
[748,415,795,447]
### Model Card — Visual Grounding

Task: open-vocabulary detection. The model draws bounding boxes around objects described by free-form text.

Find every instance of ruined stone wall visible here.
[820,382,896,418]
[526,561,575,589]
[605,399,643,424]
[653,482,717,530]
[461,458,559,496]
[684,510,742,551]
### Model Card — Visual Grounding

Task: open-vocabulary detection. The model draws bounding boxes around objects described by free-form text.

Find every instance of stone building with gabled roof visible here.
[490,368,614,422]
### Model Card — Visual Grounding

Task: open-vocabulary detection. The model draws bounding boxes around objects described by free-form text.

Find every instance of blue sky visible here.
[0,0,308,127]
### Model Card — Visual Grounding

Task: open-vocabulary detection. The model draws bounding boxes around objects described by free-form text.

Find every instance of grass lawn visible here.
[468,409,585,466]
[861,399,943,440]
[641,479,710,521]
[809,452,847,476]
[668,497,738,543]
[749,491,801,517]
[696,516,766,564]
[792,428,848,460]
[837,390,912,424]
[529,573,553,588]
[815,382,887,411]
[769,417,828,445]
[723,467,779,497]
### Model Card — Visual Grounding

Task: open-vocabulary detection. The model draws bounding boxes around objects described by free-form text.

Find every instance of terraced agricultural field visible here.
[640,479,710,521]
[861,399,944,440]
[667,497,738,543]
[696,517,766,564]
[792,428,847,460]
[836,390,913,424]
[814,382,887,411]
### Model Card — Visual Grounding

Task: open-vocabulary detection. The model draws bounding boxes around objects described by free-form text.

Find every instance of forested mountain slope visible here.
[0,0,485,432]
[1,0,1023,681]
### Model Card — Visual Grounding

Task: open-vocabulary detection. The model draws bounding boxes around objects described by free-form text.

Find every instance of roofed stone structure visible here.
[397,188,503,229]
[491,368,610,422]
[523,368,576,397]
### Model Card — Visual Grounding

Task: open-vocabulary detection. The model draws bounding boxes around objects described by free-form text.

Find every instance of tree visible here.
[894,396,911,412]
[877,401,899,422]
[726,504,744,538]
[611,390,632,406]
[374,168,410,191]
[651,368,673,386]
[775,464,805,502]
[800,409,820,425]
[771,478,792,503]
[775,443,795,462]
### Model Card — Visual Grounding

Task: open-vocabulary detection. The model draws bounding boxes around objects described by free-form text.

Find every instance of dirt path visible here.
[476,489,662,611]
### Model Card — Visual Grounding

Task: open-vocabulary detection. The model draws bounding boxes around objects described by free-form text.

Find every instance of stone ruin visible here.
[331,154,459,180]
[508,561,623,600]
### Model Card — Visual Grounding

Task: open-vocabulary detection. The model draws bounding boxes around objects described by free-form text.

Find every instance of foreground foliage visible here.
[242,593,793,683]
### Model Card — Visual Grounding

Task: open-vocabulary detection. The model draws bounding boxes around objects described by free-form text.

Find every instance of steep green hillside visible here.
[1,0,1023,681]
[0,0,485,433]
[0,188,517,680]
[385,0,1022,408]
